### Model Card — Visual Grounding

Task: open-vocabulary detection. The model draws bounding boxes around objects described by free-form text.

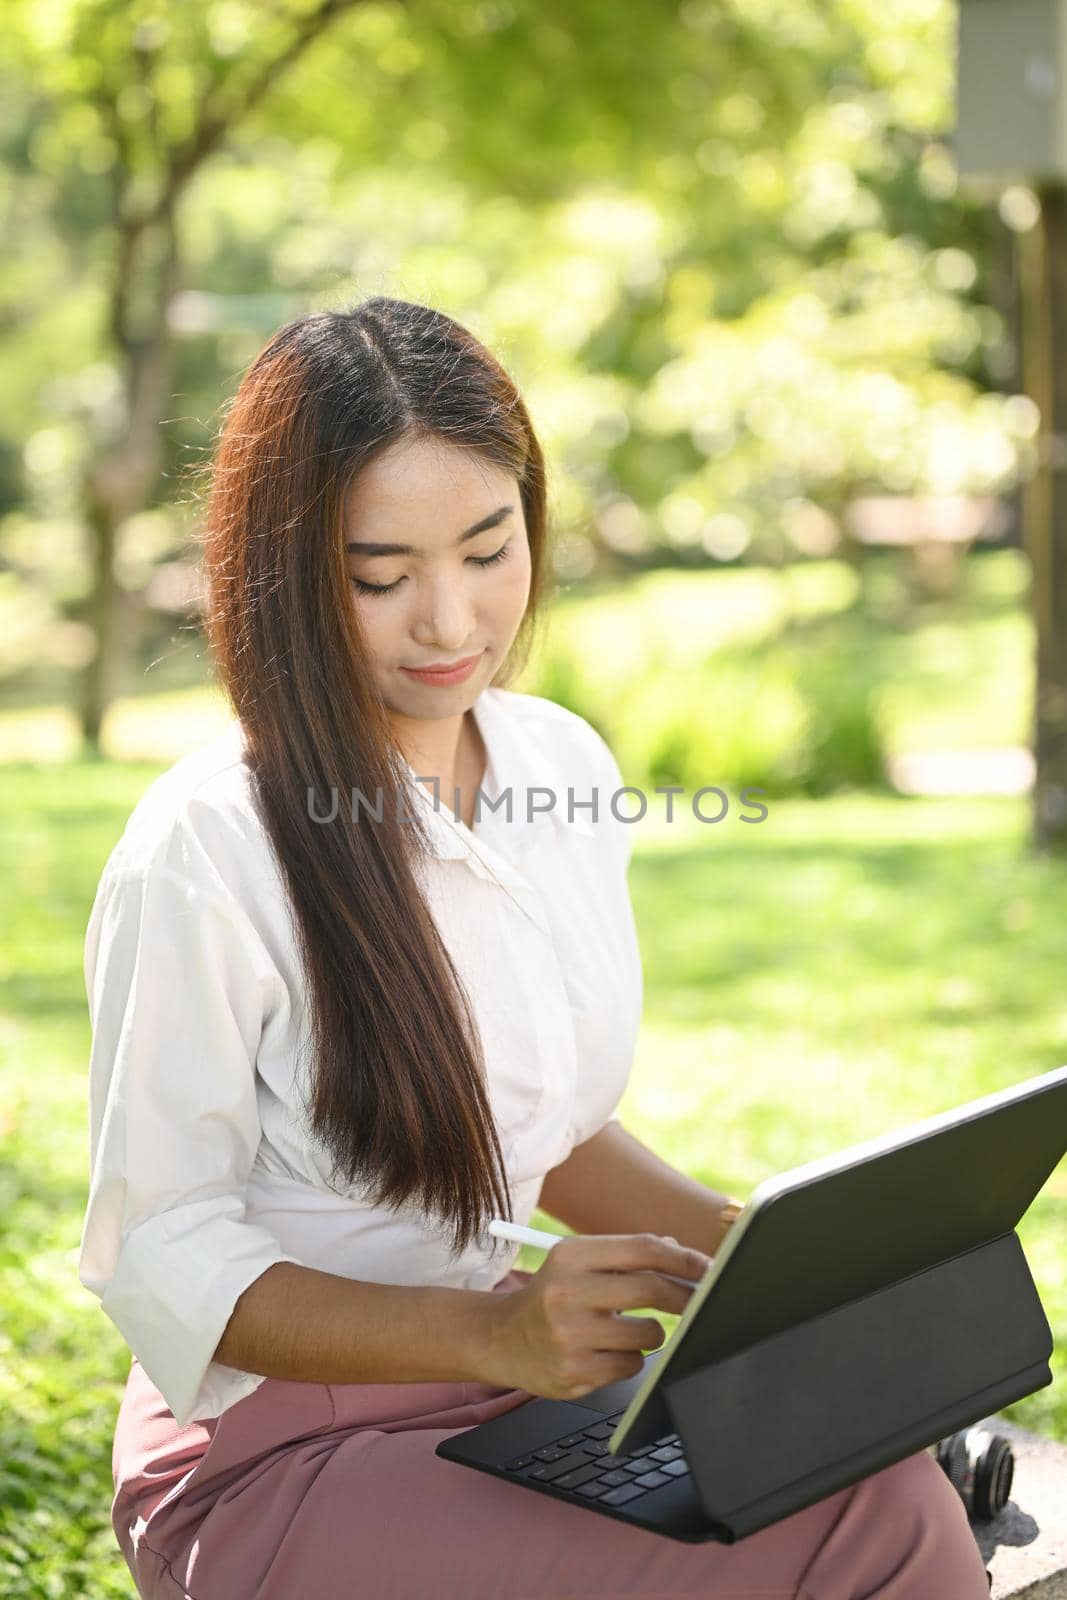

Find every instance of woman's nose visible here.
[411,578,476,647]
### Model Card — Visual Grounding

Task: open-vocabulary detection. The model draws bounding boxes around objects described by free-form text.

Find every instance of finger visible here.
[584,1268,696,1317]
[588,1311,667,1352]
[566,1231,713,1284]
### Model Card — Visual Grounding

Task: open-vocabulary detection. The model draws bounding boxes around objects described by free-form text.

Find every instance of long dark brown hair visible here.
[198,298,554,1258]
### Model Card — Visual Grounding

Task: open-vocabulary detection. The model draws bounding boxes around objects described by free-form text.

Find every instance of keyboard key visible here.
[661,1458,691,1478]
[533,1445,570,1462]
[600,1483,646,1505]
[650,1445,683,1462]
[553,1433,587,1449]
[632,1469,672,1489]
[552,1463,606,1491]
[539,1452,602,1482]
[575,1480,610,1498]
[583,1422,617,1440]
[582,1441,610,1457]
[505,1455,535,1471]
[598,1469,636,1487]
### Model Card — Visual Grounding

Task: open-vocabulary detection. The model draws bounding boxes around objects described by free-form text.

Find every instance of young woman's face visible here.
[343,434,532,723]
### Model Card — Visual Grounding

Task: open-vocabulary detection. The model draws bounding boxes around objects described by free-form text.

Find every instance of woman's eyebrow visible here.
[345,505,513,557]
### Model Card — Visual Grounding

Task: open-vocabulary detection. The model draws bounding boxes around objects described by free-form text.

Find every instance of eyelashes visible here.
[349,540,512,597]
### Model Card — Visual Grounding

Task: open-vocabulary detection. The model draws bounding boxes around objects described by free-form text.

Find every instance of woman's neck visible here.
[395,709,487,828]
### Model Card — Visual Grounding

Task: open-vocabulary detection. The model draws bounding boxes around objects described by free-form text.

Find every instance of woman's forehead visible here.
[344,441,519,546]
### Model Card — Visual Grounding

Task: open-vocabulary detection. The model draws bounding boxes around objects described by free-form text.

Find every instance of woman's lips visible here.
[400,652,483,686]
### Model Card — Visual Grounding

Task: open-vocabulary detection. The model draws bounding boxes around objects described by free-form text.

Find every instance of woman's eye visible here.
[472,540,511,570]
[348,540,511,597]
[349,576,402,596]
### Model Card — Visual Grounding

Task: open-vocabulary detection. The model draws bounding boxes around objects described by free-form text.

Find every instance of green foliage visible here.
[0,0,1034,660]
[613,647,820,799]
[525,558,906,798]
[775,629,888,794]
[515,549,1034,801]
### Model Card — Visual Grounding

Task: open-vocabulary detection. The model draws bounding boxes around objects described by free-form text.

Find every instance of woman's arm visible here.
[213,1262,499,1384]
[539,1120,742,1257]
[218,1130,740,1387]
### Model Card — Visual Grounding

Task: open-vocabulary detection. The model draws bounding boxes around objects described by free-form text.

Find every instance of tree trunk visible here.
[71,0,367,757]
[78,494,120,755]
[1018,183,1067,854]
[76,213,180,758]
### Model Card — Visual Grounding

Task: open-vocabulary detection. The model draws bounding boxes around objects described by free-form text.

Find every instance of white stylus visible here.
[487,1218,708,1291]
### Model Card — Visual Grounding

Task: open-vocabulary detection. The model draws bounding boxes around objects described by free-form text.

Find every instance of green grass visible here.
[2,744,1065,1594]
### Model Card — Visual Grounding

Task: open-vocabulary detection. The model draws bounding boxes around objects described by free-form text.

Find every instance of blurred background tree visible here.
[0,0,1033,758]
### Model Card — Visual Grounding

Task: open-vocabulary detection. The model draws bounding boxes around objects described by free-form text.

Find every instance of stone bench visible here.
[963,1419,1067,1598]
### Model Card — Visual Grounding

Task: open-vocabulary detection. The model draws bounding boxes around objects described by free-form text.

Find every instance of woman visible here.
[78,297,990,1598]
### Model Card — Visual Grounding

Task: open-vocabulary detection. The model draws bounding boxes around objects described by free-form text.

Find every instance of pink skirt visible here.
[111,1269,990,1600]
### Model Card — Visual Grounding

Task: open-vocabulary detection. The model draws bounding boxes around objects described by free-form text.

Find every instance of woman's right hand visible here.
[479,1232,713,1401]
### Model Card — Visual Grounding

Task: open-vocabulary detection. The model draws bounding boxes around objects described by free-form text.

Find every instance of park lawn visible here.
[0,756,1064,1598]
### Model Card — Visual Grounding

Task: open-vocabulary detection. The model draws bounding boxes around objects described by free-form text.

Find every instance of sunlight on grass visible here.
[0,683,235,764]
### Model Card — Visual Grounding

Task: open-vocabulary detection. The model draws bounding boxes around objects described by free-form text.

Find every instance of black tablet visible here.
[609,1062,1067,1457]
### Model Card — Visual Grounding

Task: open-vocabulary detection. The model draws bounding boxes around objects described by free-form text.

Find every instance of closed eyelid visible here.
[345,504,515,558]
[349,537,512,595]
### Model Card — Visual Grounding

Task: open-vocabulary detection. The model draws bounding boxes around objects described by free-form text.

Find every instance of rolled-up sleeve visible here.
[77,859,303,1427]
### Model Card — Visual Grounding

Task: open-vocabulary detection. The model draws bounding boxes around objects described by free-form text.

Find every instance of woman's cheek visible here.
[497,552,532,618]
[351,598,397,658]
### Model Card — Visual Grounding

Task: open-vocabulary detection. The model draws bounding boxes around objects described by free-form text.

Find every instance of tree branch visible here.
[137,0,366,232]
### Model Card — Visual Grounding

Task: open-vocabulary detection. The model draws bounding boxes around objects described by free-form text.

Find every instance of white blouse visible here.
[77,686,643,1428]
